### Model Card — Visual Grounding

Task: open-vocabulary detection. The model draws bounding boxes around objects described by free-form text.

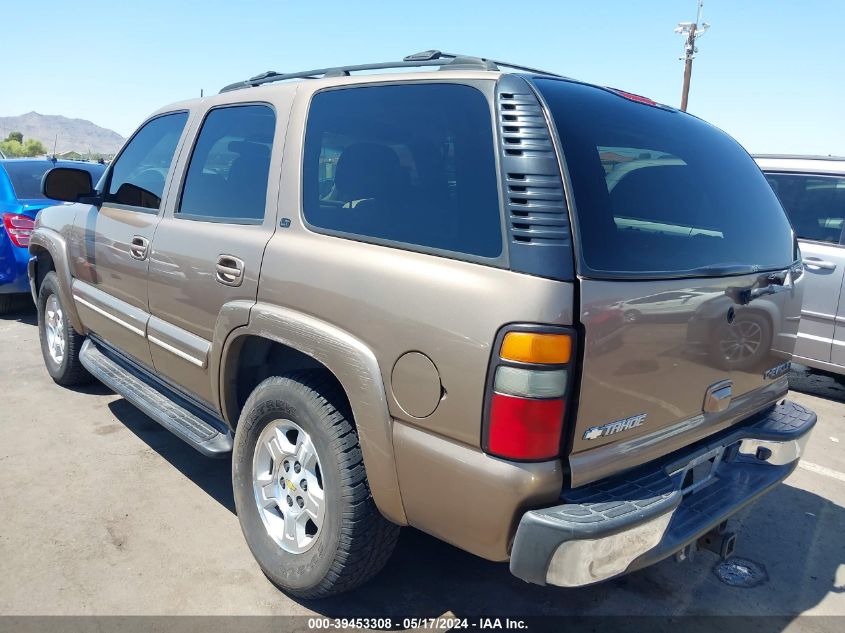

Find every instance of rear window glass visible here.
[534,79,795,278]
[764,173,845,244]
[302,83,502,259]
[2,161,104,200]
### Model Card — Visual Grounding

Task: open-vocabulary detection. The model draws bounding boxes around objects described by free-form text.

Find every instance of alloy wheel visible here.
[252,419,325,554]
[44,294,66,366]
[719,319,763,361]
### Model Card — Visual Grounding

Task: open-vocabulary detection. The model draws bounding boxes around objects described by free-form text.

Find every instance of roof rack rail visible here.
[413,50,565,78]
[219,50,563,93]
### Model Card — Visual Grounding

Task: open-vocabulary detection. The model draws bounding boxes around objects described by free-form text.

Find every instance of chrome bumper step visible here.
[510,400,816,587]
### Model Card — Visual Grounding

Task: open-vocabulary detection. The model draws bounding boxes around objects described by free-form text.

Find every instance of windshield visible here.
[1,161,106,200]
[533,78,795,278]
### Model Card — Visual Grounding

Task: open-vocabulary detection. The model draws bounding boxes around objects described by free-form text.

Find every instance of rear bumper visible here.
[509,400,816,587]
[0,238,29,294]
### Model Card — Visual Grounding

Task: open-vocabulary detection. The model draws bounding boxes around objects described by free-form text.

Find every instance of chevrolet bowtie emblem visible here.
[583,413,647,441]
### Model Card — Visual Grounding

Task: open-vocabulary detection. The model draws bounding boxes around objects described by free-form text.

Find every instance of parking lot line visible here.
[798,460,845,483]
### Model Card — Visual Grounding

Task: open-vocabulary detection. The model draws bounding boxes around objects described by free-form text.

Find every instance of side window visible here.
[178,104,276,222]
[765,173,845,243]
[302,84,502,258]
[105,112,188,210]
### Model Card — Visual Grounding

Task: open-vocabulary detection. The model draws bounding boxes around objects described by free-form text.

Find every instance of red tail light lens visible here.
[2,213,35,247]
[607,88,658,106]
[482,327,576,462]
[488,394,565,460]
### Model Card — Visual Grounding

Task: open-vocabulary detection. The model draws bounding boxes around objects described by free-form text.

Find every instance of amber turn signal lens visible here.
[500,332,572,365]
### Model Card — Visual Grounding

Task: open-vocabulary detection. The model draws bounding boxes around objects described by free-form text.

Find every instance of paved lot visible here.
[1,304,843,627]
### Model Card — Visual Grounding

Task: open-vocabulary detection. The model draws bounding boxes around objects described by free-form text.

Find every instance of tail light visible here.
[2,213,35,247]
[606,87,658,106]
[482,327,576,461]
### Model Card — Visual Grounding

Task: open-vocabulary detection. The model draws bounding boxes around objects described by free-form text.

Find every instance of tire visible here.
[0,293,30,315]
[710,311,771,371]
[233,372,399,598]
[37,272,92,386]
[623,309,640,323]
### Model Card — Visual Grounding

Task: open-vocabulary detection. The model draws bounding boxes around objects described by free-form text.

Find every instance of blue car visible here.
[0,159,106,314]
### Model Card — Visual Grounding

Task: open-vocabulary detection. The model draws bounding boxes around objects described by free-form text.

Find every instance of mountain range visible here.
[0,112,126,156]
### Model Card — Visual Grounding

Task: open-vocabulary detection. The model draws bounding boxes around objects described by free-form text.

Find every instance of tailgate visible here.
[530,78,802,486]
[571,273,801,486]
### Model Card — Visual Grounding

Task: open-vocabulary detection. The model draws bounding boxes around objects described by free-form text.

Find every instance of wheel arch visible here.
[27,244,52,296]
[28,228,83,332]
[217,302,407,525]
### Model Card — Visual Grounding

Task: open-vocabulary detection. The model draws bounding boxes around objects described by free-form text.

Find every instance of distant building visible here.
[56,150,114,163]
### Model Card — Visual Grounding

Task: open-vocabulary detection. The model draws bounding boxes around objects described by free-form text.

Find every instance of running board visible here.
[79,339,233,457]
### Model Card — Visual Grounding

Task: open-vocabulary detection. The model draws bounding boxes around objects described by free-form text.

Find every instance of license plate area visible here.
[669,446,725,496]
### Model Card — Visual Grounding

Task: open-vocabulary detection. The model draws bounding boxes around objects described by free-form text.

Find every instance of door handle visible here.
[703,380,733,413]
[129,236,149,261]
[215,255,245,287]
[802,257,836,270]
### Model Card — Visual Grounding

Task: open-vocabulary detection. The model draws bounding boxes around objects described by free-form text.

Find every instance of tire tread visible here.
[38,272,91,386]
[240,371,399,598]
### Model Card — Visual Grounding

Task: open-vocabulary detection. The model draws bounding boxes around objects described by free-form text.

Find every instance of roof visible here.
[149,68,509,119]
[218,50,563,93]
[754,155,845,175]
[753,154,845,161]
[145,50,680,131]
[0,158,103,168]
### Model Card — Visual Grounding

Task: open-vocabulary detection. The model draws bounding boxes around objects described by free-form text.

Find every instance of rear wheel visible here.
[0,293,30,315]
[232,372,399,598]
[712,311,770,370]
[0,294,14,315]
[37,272,91,386]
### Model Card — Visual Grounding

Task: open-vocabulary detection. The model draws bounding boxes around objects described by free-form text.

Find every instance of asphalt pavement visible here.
[0,304,842,630]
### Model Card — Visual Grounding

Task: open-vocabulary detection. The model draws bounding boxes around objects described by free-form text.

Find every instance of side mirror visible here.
[41,167,99,204]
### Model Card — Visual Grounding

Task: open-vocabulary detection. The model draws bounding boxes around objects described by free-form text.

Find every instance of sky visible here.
[1,0,843,155]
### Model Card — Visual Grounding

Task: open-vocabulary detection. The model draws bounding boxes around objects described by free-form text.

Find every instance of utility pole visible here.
[675,0,710,111]
[679,21,697,112]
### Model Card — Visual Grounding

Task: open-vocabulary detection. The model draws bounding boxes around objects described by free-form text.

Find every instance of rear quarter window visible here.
[302,83,502,259]
[534,79,795,278]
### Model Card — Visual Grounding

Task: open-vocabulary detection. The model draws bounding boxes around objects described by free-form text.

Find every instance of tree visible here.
[22,139,47,157]
[5,131,23,144]
[0,138,47,157]
[0,139,24,157]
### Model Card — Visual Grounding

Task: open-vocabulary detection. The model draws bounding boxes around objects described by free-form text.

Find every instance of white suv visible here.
[756,155,845,375]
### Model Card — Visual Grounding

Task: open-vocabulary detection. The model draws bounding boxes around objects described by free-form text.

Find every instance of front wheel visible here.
[37,272,91,386]
[232,372,399,598]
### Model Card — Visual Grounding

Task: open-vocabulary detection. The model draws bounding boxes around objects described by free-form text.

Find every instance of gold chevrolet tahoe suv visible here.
[29,51,815,598]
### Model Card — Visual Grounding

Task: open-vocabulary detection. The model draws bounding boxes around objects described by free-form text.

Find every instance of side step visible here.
[79,339,233,457]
